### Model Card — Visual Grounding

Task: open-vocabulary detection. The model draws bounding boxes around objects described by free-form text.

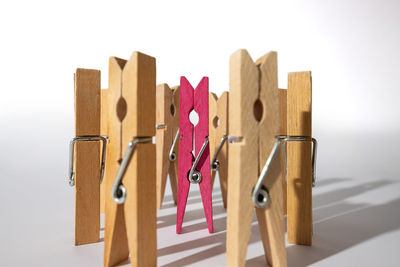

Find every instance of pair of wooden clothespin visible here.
[68,68,107,245]
[209,91,229,208]
[227,50,287,267]
[103,52,157,267]
[279,72,317,246]
[177,77,213,234]
[155,84,180,209]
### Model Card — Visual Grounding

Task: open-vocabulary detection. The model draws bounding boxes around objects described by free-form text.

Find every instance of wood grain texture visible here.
[100,89,108,213]
[227,50,286,267]
[278,89,287,215]
[74,68,101,246]
[287,71,313,246]
[104,57,129,267]
[209,91,229,208]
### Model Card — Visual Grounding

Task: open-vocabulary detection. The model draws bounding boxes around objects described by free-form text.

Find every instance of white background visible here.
[0,0,399,266]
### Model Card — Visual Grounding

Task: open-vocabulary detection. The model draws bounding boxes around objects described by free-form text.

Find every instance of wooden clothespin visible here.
[209,91,229,208]
[104,52,157,267]
[227,50,286,267]
[177,77,213,234]
[285,71,316,246]
[156,84,180,209]
[68,68,107,245]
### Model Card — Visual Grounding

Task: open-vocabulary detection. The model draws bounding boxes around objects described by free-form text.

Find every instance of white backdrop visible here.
[0,0,399,266]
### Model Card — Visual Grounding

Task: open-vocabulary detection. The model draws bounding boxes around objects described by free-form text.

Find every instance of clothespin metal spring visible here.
[169,129,180,162]
[188,137,209,184]
[210,135,229,171]
[253,135,318,208]
[68,135,108,187]
[282,136,318,187]
[111,137,153,204]
[252,136,285,208]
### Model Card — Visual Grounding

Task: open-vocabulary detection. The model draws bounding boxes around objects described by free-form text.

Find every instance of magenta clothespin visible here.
[177,76,213,234]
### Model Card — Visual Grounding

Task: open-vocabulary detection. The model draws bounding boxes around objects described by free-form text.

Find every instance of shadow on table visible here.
[287,179,400,266]
[158,177,400,266]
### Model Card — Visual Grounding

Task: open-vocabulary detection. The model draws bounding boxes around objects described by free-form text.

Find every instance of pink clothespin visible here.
[177,76,213,234]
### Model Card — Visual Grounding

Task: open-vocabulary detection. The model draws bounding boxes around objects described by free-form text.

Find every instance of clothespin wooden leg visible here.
[209,92,229,208]
[169,86,180,204]
[122,52,157,266]
[194,77,213,233]
[104,56,129,267]
[255,52,286,266]
[209,93,218,189]
[177,77,194,234]
[100,88,109,213]
[227,50,286,267]
[287,71,313,246]
[156,84,173,209]
[74,68,101,245]
[278,89,287,215]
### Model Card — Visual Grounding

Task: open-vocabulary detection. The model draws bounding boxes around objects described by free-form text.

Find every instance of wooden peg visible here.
[104,52,157,267]
[227,50,286,267]
[156,83,179,209]
[74,68,101,245]
[287,71,312,246]
[209,91,229,208]
[278,89,287,215]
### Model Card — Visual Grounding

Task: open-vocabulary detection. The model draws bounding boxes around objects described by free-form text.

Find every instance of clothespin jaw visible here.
[104,52,157,267]
[177,76,213,234]
[209,91,229,208]
[71,68,102,246]
[227,50,287,267]
[156,83,179,209]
